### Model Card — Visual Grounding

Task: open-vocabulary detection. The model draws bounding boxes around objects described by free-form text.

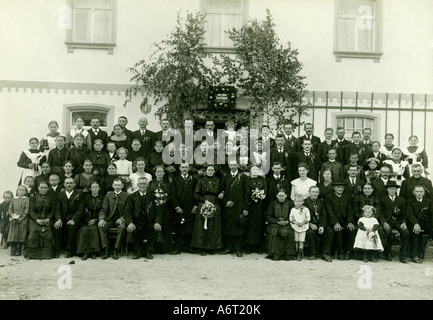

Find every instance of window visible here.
[66,0,117,54]
[202,0,248,52]
[64,104,114,132]
[334,0,383,62]
[335,114,378,141]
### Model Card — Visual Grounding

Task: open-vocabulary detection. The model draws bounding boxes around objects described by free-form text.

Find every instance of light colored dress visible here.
[7,196,29,243]
[20,149,44,180]
[402,146,428,177]
[353,217,384,251]
[252,152,268,176]
[289,206,310,242]
[383,159,409,189]
[290,178,317,200]
[114,159,133,176]
[128,172,153,194]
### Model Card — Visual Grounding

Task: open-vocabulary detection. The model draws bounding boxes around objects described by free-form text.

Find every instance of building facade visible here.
[1,0,432,192]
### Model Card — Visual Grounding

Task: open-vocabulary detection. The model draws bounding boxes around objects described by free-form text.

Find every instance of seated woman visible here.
[266,188,296,261]
[76,181,102,260]
[26,180,55,259]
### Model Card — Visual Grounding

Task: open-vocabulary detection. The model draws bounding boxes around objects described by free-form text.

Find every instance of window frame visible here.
[64,103,115,132]
[201,0,249,53]
[65,0,118,54]
[332,111,381,141]
[333,0,383,63]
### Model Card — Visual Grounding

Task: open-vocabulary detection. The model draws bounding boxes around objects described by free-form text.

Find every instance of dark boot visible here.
[10,243,16,256]
[363,252,368,263]
[297,248,304,261]
[112,248,119,260]
[102,248,109,259]
[371,251,377,263]
[15,243,22,256]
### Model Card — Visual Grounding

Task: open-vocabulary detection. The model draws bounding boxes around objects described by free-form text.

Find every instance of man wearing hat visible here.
[400,164,433,203]
[379,180,409,263]
[324,178,356,260]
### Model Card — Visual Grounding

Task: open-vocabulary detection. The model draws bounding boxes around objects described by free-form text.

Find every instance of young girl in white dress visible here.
[353,205,384,262]
[289,194,310,261]
[114,147,133,188]
[40,120,60,154]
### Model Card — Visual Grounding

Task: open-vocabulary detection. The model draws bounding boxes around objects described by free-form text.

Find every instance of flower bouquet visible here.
[368,232,378,245]
[154,188,168,207]
[200,200,216,230]
[251,188,266,203]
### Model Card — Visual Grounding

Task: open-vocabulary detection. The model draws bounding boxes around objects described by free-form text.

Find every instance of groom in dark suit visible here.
[124,177,154,259]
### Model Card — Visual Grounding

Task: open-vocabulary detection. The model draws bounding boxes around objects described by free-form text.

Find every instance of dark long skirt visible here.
[26,220,54,259]
[7,218,28,243]
[245,201,265,245]
[191,199,223,250]
[76,224,100,254]
[266,224,296,257]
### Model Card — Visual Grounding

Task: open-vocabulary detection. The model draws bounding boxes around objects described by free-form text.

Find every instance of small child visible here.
[106,141,119,163]
[364,157,380,184]
[0,191,13,247]
[222,120,237,143]
[7,185,30,256]
[290,194,310,261]
[114,147,133,182]
[23,176,34,196]
[353,205,384,262]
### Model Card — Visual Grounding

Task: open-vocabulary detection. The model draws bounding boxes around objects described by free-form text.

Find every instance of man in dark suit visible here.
[299,122,321,153]
[317,128,338,164]
[124,177,153,259]
[362,127,374,155]
[344,164,365,199]
[155,119,181,147]
[304,186,333,262]
[334,127,351,165]
[47,174,63,196]
[283,122,301,154]
[265,162,291,210]
[88,118,109,151]
[269,134,295,181]
[132,117,156,156]
[111,116,134,139]
[170,163,198,253]
[98,178,128,260]
[324,179,356,260]
[178,118,196,152]
[345,131,367,166]
[295,139,321,182]
[379,181,409,263]
[400,164,433,202]
[406,185,433,263]
[260,125,275,153]
[372,166,392,198]
[53,177,84,258]
[220,161,249,257]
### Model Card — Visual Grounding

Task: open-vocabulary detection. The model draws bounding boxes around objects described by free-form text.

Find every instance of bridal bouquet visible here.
[251,188,266,203]
[200,200,216,230]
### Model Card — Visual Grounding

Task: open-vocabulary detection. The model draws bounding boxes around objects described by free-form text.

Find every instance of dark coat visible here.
[55,190,84,223]
[303,197,327,228]
[170,174,198,234]
[99,191,128,222]
[400,176,433,202]
[299,135,321,153]
[295,151,321,181]
[379,195,406,225]
[124,190,152,227]
[87,129,109,150]
[220,172,248,236]
[132,129,156,155]
[324,192,354,227]
[406,197,433,228]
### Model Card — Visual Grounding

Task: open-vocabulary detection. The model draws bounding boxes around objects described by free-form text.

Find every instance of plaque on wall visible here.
[208,86,237,110]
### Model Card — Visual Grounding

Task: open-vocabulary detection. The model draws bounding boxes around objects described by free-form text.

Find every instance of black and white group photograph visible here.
[0,0,433,305]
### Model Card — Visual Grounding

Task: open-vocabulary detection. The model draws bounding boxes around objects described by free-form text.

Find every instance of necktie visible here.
[351,179,355,186]
[183,175,187,181]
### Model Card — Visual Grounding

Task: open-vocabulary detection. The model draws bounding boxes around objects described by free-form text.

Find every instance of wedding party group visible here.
[1,114,432,265]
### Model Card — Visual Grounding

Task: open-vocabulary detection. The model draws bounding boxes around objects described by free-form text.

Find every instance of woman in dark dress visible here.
[317,168,334,201]
[74,159,100,195]
[245,165,267,254]
[89,139,111,178]
[26,180,55,259]
[191,165,223,255]
[108,124,131,151]
[266,188,296,260]
[101,163,120,194]
[76,181,102,260]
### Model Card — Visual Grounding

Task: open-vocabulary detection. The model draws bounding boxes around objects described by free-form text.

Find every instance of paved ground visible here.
[0,243,433,301]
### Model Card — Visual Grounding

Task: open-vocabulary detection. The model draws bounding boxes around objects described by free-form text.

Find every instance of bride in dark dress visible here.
[191,165,223,255]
